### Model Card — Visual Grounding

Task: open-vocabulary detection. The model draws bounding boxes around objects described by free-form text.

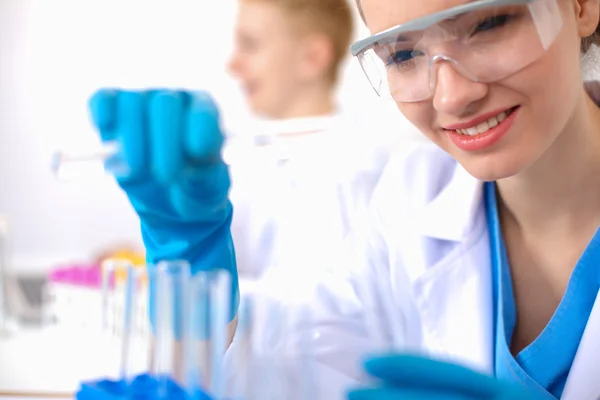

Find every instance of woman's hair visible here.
[243,0,354,83]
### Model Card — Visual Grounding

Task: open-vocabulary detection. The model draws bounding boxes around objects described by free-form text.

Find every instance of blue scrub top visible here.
[484,181,600,399]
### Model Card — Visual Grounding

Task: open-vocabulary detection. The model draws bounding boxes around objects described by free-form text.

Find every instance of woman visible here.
[320,0,600,398]
[87,0,600,398]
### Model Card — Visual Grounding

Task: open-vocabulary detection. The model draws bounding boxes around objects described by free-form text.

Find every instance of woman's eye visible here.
[474,14,511,34]
[387,50,423,66]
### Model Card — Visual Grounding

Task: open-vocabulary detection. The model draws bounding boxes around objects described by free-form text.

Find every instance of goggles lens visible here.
[353,0,563,102]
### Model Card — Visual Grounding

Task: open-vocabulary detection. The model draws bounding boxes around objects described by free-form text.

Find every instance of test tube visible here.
[183,270,233,399]
[228,295,253,400]
[208,270,231,399]
[101,259,116,333]
[151,260,191,394]
[149,262,233,399]
[101,259,137,335]
[99,259,144,387]
[182,272,203,398]
[51,127,302,182]
[120,263,139,383]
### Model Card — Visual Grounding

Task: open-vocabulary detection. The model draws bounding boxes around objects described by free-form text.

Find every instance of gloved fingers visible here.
[184,91,224,162]
[363,354,499,398]
[347,387,471,400]
[148,90,186,184]
[89,89,118,141]
[170,162,231,219]
[116,91,149,180]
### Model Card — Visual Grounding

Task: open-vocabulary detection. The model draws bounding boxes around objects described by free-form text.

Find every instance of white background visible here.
[0,0,421,273]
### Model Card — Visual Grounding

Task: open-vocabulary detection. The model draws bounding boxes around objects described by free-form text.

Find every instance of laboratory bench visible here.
[0,325,147,399]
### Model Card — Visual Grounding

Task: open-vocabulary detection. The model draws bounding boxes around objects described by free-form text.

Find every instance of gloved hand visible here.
[88,89,239,332]
[348,354,535,400]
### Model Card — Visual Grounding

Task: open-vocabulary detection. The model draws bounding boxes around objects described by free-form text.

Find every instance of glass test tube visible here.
[152,260,188,392]
[51,140,129,181]
[100,259,142,384]
[150,262,233,399]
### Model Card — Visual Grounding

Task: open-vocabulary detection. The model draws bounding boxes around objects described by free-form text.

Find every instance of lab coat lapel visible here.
[561,289,600,400]
[408,165,495,374]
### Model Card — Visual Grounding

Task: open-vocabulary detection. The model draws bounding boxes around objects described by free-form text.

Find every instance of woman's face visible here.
[360,0,599,181]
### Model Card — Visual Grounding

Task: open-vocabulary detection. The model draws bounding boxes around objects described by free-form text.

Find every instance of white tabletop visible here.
[0,325,148,398]
[0,397,66,400]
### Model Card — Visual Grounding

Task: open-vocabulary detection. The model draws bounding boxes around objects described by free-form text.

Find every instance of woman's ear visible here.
[575,0,600,39]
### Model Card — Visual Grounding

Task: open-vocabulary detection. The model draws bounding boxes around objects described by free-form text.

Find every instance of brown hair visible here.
[243,0,354,83]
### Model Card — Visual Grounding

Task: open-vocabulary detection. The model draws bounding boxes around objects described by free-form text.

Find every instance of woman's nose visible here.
[431,61,489,116]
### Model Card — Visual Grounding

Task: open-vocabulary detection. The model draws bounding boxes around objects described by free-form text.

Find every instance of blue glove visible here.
[88,89,239,335]
[348,354,535,400]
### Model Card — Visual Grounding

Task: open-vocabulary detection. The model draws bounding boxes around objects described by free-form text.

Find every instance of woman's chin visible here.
[458,157,526,183]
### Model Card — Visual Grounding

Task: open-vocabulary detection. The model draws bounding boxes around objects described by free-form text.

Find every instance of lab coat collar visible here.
[256,111,344,139]
[418,162,483,242]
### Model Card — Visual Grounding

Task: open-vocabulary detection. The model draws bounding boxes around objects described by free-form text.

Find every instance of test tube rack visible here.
[74,261,231,400]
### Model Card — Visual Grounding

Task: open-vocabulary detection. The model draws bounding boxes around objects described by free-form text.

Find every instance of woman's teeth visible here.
[455,110,510,136]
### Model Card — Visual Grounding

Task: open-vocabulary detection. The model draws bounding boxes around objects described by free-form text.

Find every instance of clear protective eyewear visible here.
[350,0,563,103]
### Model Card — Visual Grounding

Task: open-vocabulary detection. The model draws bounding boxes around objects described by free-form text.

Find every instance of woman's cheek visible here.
[397,102,440,142]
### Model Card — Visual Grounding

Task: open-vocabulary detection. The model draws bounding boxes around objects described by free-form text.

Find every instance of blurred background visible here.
[2,0,597,396]
[0,1,422,396]
[0,0,418,278]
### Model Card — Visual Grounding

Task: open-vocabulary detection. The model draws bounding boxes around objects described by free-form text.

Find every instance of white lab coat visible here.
[226,87,600,400]
[225,138,600,399]
[226,112,395,280]
[292,142,600,400]
[222,113,404,398]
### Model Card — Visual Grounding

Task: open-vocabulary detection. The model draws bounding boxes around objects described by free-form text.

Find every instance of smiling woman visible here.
[299,0,600,399]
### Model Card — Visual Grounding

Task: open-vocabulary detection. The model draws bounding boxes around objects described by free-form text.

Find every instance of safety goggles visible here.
[350,0,563,102]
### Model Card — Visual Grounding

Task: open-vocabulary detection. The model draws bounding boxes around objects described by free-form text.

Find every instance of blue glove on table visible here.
[88,89,239,334]
[348,354,535,400]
